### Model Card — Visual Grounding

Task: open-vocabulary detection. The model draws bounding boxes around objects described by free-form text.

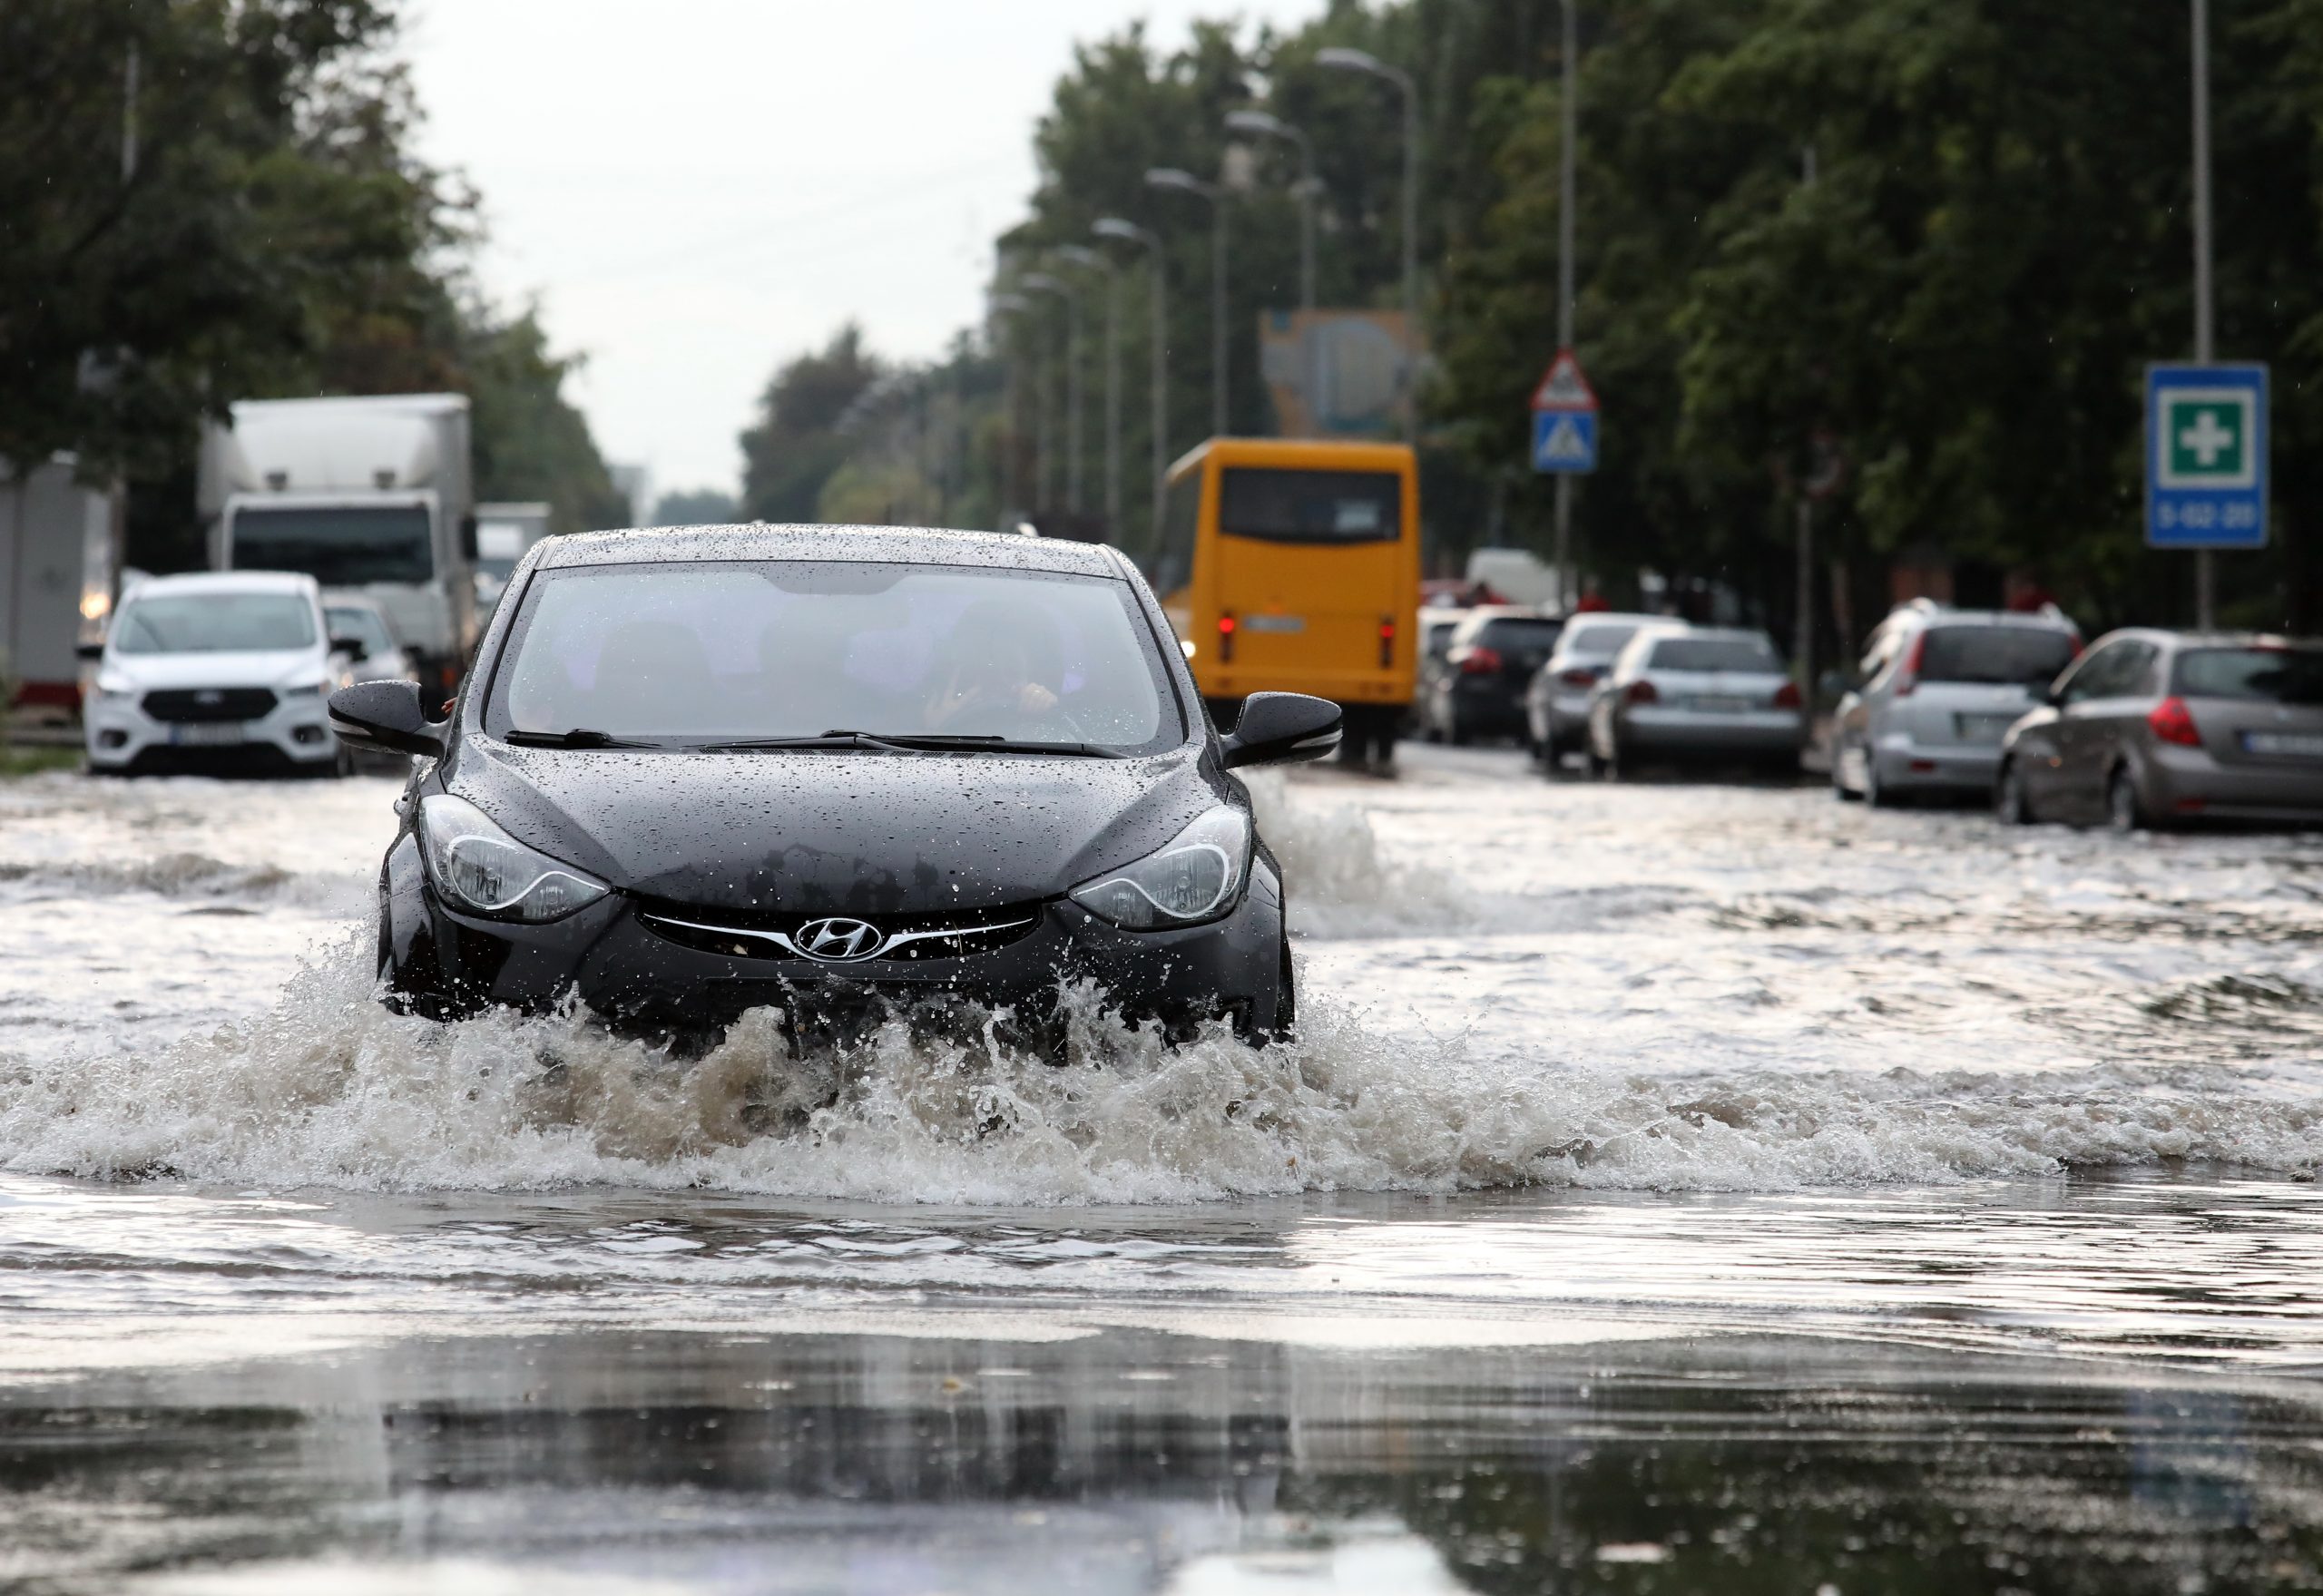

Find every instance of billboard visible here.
[1259,310,1422,439]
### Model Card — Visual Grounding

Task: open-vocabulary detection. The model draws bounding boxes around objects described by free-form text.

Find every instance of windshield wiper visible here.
[502,727,659,750]
[698,730,1126,759]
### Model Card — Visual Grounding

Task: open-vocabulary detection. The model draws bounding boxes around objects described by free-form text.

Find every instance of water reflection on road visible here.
[1,748,2320,1591]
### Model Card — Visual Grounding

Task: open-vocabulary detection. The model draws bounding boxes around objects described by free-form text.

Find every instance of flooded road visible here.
[3,749,2320,1591]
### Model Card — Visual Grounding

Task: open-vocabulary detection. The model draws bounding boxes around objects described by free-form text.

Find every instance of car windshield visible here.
[1651,636,1779,672]
[1564,622,1643,656]
[113,592,316,654]
[232,505,433,585]
[326,606,397,655]
[1919,626,2079,686]
[487,560,1181,752]
[2173,647,2323,705]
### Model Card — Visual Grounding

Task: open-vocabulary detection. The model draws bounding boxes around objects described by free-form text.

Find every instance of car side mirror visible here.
[329,679,445,758]
[75,640,104,661]
[328,632,370,663]
[1220,691,1342,769]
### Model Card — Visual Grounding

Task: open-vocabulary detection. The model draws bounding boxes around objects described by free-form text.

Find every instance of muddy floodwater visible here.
[3,748,2320,1593]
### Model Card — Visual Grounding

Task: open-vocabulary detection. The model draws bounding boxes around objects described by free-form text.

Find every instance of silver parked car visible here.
[1832,602,2083,806]
[1997,632,2323,830]
[1587,627,1805,778]
[1524,612,1685,765]
[323,593,421,686]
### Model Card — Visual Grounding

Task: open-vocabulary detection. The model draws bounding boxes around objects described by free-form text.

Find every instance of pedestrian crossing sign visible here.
[1530,348,1599,475]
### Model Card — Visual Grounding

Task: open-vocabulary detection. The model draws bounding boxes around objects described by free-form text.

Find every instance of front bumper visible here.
[85,693,338,775]
[380,832,1289,1041]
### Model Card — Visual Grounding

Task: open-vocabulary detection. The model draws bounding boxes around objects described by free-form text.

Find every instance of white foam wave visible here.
[2,937,2314,1203]
[0,853,361,912]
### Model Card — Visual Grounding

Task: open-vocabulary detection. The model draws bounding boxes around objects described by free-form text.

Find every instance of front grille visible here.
[637,900,1044,964]
[142,688,278,723]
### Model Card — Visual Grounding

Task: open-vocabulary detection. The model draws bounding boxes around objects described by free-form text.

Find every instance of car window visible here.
[231,504,433,584]
[1919,626,2079,687]
[1424,621,1458,659]
[488,560,1181,753]
[1564,622,1642,655]
[1475,617,1563,651]
[326,605,397,654]
[113,593,317,654]
[2063,642,2149,702]
[1650,636,1779,672]
[2173,647,2323,705]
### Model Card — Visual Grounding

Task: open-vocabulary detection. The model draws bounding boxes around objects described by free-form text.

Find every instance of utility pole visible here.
[1553,3,1579,611]
[1022,273,1083,514]
[122,43,140,184]
[2191,0,2217,630]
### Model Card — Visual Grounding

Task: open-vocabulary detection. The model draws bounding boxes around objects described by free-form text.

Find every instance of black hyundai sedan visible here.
[328,524,1341,1045]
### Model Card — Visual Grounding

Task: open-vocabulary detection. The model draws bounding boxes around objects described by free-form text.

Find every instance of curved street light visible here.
[1225,109,1318,311]
[1054,244,1121,537]
[1317,46,1419,442]
[1093,217,1169,544]
[1020,270,1083,515]
[1146,167,1229,438]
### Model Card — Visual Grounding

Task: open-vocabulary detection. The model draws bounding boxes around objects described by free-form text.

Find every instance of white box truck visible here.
[0,455,120,725]
[201,395,477,692]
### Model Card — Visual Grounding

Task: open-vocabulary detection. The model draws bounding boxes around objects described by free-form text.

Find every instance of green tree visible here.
[738,324,884,523]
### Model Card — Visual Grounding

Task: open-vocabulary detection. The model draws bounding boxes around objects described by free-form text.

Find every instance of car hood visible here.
[103,649,323,690]
[446,742,1226,915]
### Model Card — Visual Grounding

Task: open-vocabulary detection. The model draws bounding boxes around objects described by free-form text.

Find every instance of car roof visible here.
[320,591,391,612]
[534,523,1124,579]
[1458,605,1554,625]
[1559,612,1683,632]
[127,571,318,598]
[1650,625,1770,645]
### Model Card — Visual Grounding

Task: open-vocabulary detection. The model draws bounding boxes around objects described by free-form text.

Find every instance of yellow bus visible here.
[1142,437,1420,767]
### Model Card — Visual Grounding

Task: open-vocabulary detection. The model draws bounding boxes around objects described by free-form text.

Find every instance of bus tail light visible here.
[1217,612,1236,664]
[1378,616,1396,669]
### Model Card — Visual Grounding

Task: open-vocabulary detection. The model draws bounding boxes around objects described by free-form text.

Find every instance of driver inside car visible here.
[922,599,1065,735]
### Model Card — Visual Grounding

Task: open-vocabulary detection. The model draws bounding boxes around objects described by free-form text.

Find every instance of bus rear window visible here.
[1218,469,1401,544]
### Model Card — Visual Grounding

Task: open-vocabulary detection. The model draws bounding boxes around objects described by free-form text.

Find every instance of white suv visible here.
[1832,600,2082,806]
[84,572,354,777]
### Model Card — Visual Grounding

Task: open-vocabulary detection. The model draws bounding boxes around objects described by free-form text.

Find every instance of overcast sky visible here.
[405,1,1318,503]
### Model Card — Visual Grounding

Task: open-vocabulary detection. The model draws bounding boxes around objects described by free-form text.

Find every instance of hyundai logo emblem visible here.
[796,916,883,962]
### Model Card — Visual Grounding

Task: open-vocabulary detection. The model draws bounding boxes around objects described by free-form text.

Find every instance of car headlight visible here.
[1069,808,1250,930]
[93,675,133,700]
[419,793,609,923]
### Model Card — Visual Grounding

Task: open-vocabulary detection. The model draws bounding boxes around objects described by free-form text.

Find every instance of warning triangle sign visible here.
[1538,415,1591,465]
[1531,348,1598,412]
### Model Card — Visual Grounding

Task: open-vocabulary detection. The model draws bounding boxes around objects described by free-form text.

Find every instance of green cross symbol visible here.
[2167,400,2245,478]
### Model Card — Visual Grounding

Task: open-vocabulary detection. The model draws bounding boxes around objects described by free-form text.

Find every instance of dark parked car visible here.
[328,524,1344,1045]
[1996,632,2323,830]
[1419,607,1563,746]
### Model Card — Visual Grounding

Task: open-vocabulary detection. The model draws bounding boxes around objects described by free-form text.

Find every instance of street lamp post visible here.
[1021,272,1083,516]
[1225,109,1318,310]
[2191,0,2218,630]
[1317,46,1419,443]
[1146,168,1229,438]
[1554,3,1578,610]
[1055,244,1122,538]
[1094,218,1169,547]
[988,292,1034,515]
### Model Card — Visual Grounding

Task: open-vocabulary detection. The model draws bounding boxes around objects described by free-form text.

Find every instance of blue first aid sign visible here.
[1531,348,1598,475]
[2147,363,2268,550]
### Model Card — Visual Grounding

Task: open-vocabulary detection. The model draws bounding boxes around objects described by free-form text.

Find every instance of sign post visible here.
[2145,364,2269,582]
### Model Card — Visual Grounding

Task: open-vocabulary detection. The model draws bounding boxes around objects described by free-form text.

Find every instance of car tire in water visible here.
[1995,760,2034,826]
[1833,741,1864,801]
[2107,767,2150,834]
